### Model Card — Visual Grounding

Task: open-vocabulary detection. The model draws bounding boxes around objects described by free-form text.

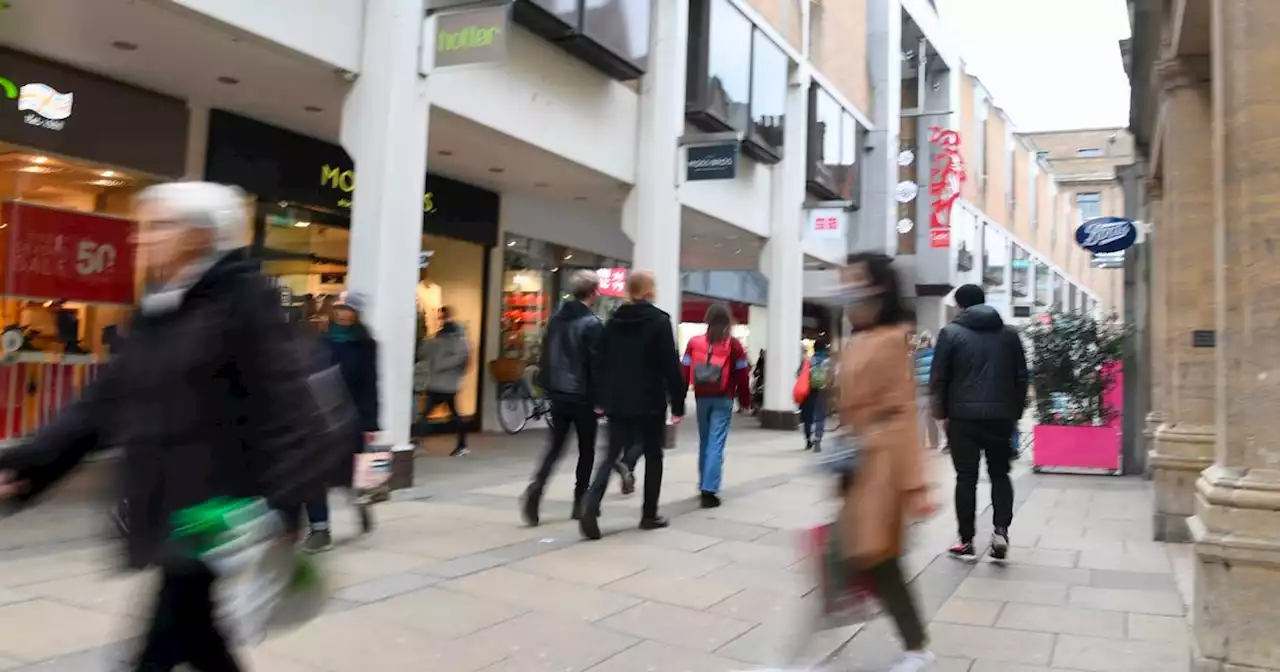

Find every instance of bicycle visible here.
[495,375,554,435]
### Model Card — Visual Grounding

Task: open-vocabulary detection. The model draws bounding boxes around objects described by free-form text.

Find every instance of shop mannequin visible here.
[416,270,442,336]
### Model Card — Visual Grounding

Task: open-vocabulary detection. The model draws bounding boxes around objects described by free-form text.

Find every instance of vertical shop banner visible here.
[596,267,628,298]
[929,126,966,248]
[1,202,137,304]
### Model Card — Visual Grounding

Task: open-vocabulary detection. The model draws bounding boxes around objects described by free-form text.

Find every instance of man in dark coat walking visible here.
[930,284,1029,562]
[522,270,605,526]
[0,183,334,672]
[579,270,685,540]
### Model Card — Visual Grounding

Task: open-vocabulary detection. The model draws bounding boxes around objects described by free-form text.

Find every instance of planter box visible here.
[1032,367,1123,474]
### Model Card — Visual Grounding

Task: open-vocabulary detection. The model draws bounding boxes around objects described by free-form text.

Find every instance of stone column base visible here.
[1190,466,1280,671]
[1151,423,1216,542]
[760,410,798,430]
[1143,410,1165,480]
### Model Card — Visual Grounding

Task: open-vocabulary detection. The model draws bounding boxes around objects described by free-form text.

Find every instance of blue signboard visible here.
[1075,217,1138,254]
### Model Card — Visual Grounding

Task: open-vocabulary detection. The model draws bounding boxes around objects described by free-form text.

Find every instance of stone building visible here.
[1127,0,1280,670]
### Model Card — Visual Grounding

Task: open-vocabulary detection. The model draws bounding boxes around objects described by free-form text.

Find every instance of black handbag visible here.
[692,342,726,388]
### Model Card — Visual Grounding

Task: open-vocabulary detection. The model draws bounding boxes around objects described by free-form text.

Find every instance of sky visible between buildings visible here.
[940,0,1133,131]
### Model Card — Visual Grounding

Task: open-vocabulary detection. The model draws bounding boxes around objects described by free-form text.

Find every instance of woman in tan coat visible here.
[836,252,937,672]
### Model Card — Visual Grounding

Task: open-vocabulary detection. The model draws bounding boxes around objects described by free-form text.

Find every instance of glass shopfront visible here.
[204,110,499,434]
[0,48,189,442]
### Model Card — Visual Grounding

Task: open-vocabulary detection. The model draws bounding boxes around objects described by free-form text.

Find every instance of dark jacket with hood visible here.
[598,301,686,418]
[320,320,379,489]
[536,300,604,406]
[0,251,331,569]
[930,304,1029,421]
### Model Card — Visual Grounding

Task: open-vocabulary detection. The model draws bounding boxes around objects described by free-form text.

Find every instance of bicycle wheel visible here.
[496,383,531,435]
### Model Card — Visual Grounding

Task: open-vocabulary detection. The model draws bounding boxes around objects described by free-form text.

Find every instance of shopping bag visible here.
[793,359,812,405]
[352,448,393,505]
[807,523,879,627]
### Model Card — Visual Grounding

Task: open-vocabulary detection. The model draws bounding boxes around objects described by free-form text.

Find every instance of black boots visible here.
[520,484,541,527]
[700,492,721,508]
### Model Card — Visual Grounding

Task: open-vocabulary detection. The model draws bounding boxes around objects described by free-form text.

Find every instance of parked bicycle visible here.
[490,359,554,435]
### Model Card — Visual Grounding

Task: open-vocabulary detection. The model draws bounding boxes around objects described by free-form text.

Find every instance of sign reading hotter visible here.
[0,76,73,131]
[430,5,511,69]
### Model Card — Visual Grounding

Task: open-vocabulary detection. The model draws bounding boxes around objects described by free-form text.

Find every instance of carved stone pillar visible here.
[1191,2,1280,669]
[1143,178,1165,467]
[1150,55,1215,543]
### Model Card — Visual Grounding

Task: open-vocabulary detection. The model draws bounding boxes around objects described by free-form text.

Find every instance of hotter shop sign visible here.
[426,4,511,70]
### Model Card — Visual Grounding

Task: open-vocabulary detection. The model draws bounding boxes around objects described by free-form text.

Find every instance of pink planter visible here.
[1032,368,1123,474]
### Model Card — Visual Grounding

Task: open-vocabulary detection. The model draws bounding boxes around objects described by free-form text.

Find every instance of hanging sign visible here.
[807,208,846,241]
[424,3,511,71]
[1,201,137,304]
[1076,216,1138,254]
[685,142,739,181]
[928,126,967,247]
[596,267,628,298]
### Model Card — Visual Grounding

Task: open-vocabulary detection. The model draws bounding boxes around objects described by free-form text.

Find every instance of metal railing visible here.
[0,353,106,445]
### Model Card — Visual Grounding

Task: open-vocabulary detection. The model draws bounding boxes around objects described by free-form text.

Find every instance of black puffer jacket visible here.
[598,301,686,418]
[0,251,333,568]
[535,300,604,406]
[929,305,1029,421]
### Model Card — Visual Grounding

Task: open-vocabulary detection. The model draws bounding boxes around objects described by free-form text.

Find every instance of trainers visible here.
[616,463,636,495]
[639,516,669,530]
[520,485,541,527]
[947,540,977,562]
[889,650,936,671]
[990,528,1010,561]
[700,492,721,508]
[449,446,470,457]
[301,531,333,554]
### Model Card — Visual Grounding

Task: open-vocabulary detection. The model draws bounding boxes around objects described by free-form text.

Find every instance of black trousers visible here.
[864,557,927,651]
[948,418,1016,543]
[424,391,467,448]
[530,401,598,501]
[134,564,241,672]
[585,416,665,520]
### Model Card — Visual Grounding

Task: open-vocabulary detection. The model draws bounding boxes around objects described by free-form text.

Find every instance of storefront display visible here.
[204,109,498,435]
[0,48,188,442]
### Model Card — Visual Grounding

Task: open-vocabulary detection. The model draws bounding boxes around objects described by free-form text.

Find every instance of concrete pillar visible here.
[339,0,428,475]
[760,70,810,430]
[184,103,210,180]
[1191,4,1280,669]
[856,0,902,255]
[1143,179,1165,476]
[1150,56,1215,543]
[622,0,686,324]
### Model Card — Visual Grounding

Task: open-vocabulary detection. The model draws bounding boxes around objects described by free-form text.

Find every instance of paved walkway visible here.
[0,422,1192,671]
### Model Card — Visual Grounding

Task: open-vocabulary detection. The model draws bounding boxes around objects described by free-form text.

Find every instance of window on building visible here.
[805,84,864,203]
[1028,162,1039,236]
[516,0,652,79]
[1036,150,1050,161]
[747,29,788,159]
[1076,192,1102,223]
[1076,148,1104,157]
[1006,137,1016,213]
[580,0,653,71]
[974,95,989,193]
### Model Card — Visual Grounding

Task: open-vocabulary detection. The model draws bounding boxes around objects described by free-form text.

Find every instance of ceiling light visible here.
[101,170,115,178]
[437,150,453,156]
[507,240,517,247]
[534,182,549,188]
[488,167,504,174]
[573,196,587,201]
[111,40,139,51]
[89,179,127,187]
[713,243,723,248]
[19,166,55,174]
[691,235,701,241]
[551,266,560,272]
[564,253,574,260]
[734,248,743,254]
[294,221,311,228]
[31,156,48,164]
[217,76,239,85]
[304,106,323,113]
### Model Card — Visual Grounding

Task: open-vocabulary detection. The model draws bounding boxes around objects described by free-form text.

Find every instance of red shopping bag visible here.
[807,523,879,624]
[793,359,812,405]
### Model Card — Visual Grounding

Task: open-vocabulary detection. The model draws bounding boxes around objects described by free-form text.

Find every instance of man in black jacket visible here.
[579,270,686,540]
[522,270,605,526]
[931,284,1029,562]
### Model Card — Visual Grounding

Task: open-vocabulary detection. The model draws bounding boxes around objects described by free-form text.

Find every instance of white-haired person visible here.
[0,182,331,671]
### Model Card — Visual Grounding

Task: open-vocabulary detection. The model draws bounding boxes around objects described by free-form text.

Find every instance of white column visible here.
[760,70,811,429]
[856,0,902,255]
[184,103,210,180]
[339,0,428,451]
[622,0,687,324]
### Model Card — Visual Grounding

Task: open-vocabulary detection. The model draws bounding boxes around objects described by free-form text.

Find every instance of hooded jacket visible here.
[535,300,604,406]
[929,305,1029,421]
[419,321,471,393]
[598,301,686,418]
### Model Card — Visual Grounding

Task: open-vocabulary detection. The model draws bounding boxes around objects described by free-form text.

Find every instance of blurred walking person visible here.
[682,303,752,508]
[0,183,332,672]
[837,252,937,671]
[580,270,685,539]
[798,335,834,452]
[930,284,1029,562]
[302,292,379,553]
[913,332,945,452]
[419,306,472,456]
[521,270,605,525]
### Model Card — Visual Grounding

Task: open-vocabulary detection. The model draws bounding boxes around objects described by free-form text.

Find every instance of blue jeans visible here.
[801,392,828,444]
[696,397,734,493]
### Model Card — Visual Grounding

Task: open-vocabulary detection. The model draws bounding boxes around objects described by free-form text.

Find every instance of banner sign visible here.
[1,202,137,304]
[1076,216,1137,254]
[428,4,511,71]
[929,126,967,248]
[596,267,628,298]
[806,208,847,241]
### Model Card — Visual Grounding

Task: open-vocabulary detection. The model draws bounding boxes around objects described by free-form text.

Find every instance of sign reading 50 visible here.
[321,165,437,213]
[76,240,117,276]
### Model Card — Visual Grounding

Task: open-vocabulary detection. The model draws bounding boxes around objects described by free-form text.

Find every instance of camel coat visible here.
[836,323,929,567]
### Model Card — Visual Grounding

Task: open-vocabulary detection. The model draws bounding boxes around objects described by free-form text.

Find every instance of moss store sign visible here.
[426,4,511,70]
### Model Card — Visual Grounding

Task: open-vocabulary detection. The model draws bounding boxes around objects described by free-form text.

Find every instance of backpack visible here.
[809,356,832,390]
[692,337,732,395]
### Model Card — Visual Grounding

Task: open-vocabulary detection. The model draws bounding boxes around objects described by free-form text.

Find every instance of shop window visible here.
[745,30,787,162]
[515,0,651,80]
[686,0,752,132]
[806,84,862,203]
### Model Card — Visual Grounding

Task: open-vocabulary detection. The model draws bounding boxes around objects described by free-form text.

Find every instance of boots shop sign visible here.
[0,48,188,177]
[1076,217,1138,254]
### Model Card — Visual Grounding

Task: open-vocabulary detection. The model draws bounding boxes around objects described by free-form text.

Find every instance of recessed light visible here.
[488,167,505,174]
[713,242,723,248]
[101,170,115,178]
[31,156,48,164]
[294,221,311,228]
[111,40,139,51]
[691,235,701,241]
[217,76,239,85]
[734,248,743,254]
[437,150,453,156]
[507,240,517,247]
[90,179,127,187]
[573,196,587,201]
[534,182,549,188]
[304,105,323,113]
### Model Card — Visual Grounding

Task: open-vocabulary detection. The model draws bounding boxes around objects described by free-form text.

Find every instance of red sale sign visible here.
[1,202,137,304]
[596,267,628,298]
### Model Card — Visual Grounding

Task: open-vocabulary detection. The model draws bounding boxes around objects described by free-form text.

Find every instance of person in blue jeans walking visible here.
[799,336,834,451]
[681,304,753,509]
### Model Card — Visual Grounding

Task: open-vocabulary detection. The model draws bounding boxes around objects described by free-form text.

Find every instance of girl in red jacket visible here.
[682,303,753,508]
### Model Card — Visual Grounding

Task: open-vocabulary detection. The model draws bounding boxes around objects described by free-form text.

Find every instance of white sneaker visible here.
[889,650,936,671]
